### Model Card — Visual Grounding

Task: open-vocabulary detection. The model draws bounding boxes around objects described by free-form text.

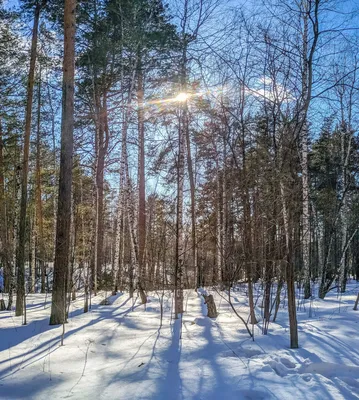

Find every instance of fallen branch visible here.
[213,286,253,339]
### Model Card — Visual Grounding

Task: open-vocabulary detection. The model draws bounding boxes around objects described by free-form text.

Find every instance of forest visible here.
[0,0,359,399]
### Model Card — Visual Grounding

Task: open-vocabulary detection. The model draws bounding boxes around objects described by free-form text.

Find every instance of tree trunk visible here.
[114,123,128,294]
[29,212,36,293]
[287,255,299,348]
[94,89,109,294]
[35,72,45,293]
[272,280,283,323]
[301,117,311,299]
[221,136,227,286]
[184,104,197,289]
[7,141,20,310]
[113,65,136,294]
[47,81,57,264]
[15,1,41,317]
[49,0,76,325]
[215,162,222,285]
[354,292,359,311]
[68,184,76,304]
[301,7,311,300]
[81,178,89,313]
[94,118,105,293]
[339,122,353,293]
[127,179,146,303]
[280,181,298,348]
[0,118,11,298]
[174,96,186,317]
[137,58,147,303]
[241,117,257,325]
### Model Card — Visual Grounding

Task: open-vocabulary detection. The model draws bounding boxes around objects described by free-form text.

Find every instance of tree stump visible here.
[139,286,147,305]
[0,299,6,311]
[203,294,218,318]
[100,297,111,305]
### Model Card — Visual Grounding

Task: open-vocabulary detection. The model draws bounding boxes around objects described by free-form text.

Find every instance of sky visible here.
[2,0,359,193]
[4,0,18,8]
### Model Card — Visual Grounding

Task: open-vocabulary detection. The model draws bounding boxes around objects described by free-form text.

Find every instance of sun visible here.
[174,92,189,102]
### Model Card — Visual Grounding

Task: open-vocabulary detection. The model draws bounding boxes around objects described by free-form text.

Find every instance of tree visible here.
[49,0,76,326]
[15,0,45,317]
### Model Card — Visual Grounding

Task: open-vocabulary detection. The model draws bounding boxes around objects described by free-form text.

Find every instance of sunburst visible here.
[143,87,226,109]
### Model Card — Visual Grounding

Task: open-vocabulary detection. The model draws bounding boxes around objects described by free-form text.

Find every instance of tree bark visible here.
[15,1,41,317]
[185,105,197,289]
[0,118,10,297]
[113,64,137,295]
[354,292,359,311]
[137,58,147,302]
[175,104,185,316]
[215,162,222,285]
[49,0,76,326]
[35,71,45,293]
[301,5,311,299]
[280,181,298,348]
[94,113,105,293]
[29,212,36,293]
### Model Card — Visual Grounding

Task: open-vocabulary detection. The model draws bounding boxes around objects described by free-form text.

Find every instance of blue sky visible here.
[4,0,18,8]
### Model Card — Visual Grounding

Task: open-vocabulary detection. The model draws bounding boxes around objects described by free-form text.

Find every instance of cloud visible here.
[245,76,294,103]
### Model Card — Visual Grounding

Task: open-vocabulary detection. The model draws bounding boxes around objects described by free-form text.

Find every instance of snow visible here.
[0,283,359,399]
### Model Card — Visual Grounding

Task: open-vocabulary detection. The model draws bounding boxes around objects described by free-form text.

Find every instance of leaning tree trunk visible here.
[49,0,76,326]
[15,1,41,317]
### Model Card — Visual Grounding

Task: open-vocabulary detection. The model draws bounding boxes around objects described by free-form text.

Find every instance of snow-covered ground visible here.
[0,283,358,399]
